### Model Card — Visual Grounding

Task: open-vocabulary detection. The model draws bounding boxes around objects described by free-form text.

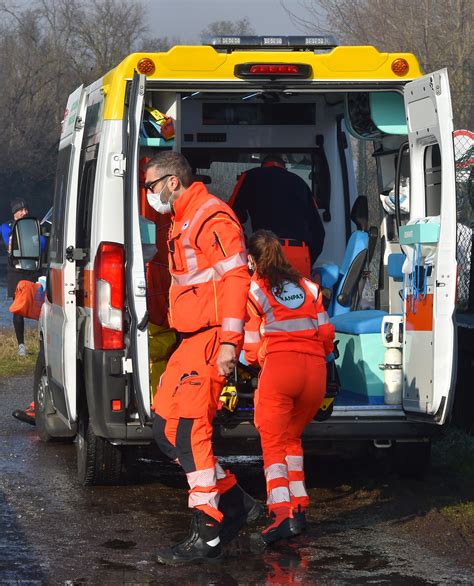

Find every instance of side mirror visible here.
[9,217,41,272]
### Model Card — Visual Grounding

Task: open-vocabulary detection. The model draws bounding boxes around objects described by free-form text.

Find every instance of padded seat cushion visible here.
[331,309,388,335]
[388,253,405,281]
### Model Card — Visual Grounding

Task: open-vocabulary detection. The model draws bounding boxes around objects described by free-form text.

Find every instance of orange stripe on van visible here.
[83,269,95,308]
[405,293,433,331]
[49,268,64,307]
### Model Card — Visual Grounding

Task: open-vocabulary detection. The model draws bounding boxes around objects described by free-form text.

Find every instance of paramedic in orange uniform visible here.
[229,155,325,278]
[145,152,262,565]
[244,230,335,546]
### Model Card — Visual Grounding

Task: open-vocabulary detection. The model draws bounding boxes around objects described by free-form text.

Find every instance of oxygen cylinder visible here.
[380,315,403,405]
[383,347,403,404]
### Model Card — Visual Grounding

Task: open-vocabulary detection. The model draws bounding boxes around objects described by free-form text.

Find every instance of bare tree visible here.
[283,0,473,128]
[0,0,161,217]
[200,17,255,42]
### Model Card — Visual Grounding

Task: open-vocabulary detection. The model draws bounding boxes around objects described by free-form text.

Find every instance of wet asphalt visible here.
[0,374,472,585]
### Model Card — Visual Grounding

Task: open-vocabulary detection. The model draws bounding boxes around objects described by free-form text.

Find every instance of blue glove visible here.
[326,352,335,363]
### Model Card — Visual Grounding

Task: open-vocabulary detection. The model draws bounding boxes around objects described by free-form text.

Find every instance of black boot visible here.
[156,510,222,565]
[293,505,307,532]
[218,484,264,544]
[253,506,303,547]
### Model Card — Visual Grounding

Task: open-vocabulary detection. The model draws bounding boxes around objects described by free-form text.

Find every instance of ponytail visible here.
[248,230,301,294]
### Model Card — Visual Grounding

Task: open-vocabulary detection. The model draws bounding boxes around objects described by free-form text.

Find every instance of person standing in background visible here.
[1,198,40,425]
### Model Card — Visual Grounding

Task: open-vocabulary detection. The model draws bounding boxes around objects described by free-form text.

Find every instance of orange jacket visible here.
[167,182,250,346]
[244,275,334,365]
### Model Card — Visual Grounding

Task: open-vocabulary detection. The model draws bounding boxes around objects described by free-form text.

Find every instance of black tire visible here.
[392,440,431,479]
[76,400,123,486]
[34,346,75,442]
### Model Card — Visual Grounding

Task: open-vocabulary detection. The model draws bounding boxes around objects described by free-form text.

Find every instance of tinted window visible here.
[49,145,72,263]
[76,145,98,250]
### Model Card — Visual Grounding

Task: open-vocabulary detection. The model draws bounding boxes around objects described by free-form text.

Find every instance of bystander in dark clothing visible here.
[229,155,325,277]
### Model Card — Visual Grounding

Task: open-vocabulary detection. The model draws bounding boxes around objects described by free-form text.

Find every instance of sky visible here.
[141,0,309,42]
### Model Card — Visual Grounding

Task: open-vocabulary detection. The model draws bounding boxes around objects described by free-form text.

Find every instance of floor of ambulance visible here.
[334,389,401,409]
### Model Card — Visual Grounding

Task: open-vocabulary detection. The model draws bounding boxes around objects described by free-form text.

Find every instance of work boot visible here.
[253,505,303,547]
[12,402,36,426]
[218,483,264,544]
[156,510,222,565]
[293,505,307,532]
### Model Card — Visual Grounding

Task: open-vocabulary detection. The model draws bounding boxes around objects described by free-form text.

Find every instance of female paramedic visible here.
[244,230,335,546]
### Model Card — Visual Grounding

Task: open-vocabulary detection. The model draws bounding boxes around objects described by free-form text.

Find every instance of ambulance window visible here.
[76,147,98,250]
[425,143,441,216]
[48,145,72,263]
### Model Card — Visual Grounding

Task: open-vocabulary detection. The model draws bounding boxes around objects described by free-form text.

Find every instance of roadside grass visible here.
[432,425,474,480]
[432,426,474,535]
[0,328,38,378]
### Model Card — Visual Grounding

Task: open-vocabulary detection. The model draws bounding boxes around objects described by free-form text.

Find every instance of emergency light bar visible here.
[206,35,338,51]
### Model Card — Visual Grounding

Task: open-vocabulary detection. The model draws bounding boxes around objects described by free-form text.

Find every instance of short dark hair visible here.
[10,198,27,215]
[145,152,193,188]
[261,154,286,168]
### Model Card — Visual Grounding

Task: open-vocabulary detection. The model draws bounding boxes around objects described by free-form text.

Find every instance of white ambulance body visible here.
[19,38,456,484]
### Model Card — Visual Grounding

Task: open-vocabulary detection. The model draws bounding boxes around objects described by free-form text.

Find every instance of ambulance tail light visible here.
[93,242,125,350]
[235,62,312,79]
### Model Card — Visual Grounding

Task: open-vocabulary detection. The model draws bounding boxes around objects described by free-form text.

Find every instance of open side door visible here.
[124,72,151,423]
[46,85,87,425]
[402,69,457,424]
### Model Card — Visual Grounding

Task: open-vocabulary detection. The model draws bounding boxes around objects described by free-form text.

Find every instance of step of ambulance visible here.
[331,310,387,405]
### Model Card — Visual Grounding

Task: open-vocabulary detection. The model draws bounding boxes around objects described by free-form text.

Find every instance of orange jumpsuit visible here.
[244,276,334,513]
[152,182,250,522]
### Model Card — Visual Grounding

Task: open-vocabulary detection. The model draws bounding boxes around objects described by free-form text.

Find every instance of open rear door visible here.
[46,85,87,425]
[402,69,457,424]
[124,72,151,423]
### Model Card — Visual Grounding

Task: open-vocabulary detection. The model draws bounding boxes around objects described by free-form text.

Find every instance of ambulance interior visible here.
[136,87,441,419]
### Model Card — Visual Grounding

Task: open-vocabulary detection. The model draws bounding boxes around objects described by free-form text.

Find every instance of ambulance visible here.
[13,36,457,484]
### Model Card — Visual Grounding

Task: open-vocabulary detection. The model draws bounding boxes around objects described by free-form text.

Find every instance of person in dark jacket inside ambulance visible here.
[229,155,325,277]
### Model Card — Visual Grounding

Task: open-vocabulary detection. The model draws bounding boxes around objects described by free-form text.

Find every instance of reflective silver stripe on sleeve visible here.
[244,330,261,344]
[222,317,244,333]
[262,317,318,334]
[304,278,320,301]
[214,252,247,277]
[317,311,330,326]
[250,280,272,315]
[182,199,218,272]
[171,267,220,286]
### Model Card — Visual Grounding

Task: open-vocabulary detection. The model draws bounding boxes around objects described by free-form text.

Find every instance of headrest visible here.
[351,196,368,232]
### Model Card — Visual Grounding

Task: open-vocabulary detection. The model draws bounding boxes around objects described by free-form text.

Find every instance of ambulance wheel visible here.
[76,400,123,485]
[393,440,431,479]
[34,346,75,443]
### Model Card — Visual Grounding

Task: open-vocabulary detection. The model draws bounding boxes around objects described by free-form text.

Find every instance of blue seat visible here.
[331,309,388,335]
[315,196,375,317]
[388,253,405,282]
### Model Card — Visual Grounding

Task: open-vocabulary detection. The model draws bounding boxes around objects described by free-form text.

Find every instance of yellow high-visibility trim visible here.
[100,45,422,120]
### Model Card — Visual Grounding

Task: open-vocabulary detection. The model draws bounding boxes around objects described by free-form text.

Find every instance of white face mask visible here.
[147,181,171,215]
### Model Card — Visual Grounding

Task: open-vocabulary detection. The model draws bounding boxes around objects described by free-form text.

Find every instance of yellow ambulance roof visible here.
[101,45,422,120]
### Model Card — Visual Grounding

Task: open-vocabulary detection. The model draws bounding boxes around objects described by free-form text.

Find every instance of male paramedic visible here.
[229,155,325,277]
[145,152,262,565]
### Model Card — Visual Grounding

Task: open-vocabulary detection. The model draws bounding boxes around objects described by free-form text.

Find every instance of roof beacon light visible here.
[137,57,155,75]
[235,62,312,79]
[207,35,338,51]
[391,58,409,77]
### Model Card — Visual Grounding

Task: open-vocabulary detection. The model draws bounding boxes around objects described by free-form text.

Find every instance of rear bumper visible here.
[214,417,441,441]
[83,348,153,444]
